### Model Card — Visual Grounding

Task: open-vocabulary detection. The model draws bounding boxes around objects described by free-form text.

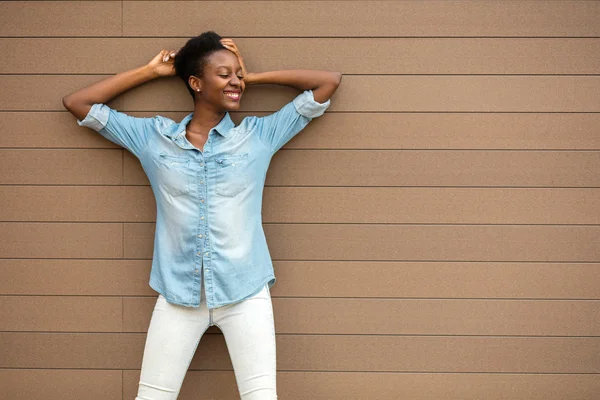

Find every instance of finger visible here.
[166,50,176,62]
[222,44,237,53]
[163,50,176,63]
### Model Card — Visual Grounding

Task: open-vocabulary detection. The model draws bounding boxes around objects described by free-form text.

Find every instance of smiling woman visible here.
[61,30,341,400]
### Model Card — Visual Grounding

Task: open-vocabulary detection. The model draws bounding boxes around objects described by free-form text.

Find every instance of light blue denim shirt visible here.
[78,90,330,308]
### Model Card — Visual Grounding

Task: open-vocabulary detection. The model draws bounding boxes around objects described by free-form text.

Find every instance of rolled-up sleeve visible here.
[255,90,330,154]
[292,89,330,118]
[77,103,157,158]
[77,103,110,132]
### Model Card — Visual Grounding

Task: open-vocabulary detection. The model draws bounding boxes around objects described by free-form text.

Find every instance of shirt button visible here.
[200,216,204,220]
[200,163,205,167]
[200,180,204,184]
[205,252,209,256]
[198,234,203,238]
[197,252,201,256]
[200,199,205,203]
[194,269,199,274]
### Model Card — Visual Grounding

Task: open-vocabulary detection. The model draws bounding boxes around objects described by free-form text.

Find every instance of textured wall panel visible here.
[0,370,122,400]
[0,223,122,258]
[122,370,600,400]
[264,224,600,262]
[3,333,599,373]
[0,186,155,222]
[0,259,152,296]
[1,186,598,224]
[0,112,120,149]
[123,223,600,262]
[120,76,600,112]
[0,149,123,185]
[271,261,600,300]
[262,187,600,224]
[123,1,600,37]
[123,297,600,336]
[3,38,600,75]
[0,296,122,332]
[2,260,597,300]
[7,75,600,112]
[124,150,600,187]
[0,1,121,36]
[6,112,600,150]
[0,75,122,111]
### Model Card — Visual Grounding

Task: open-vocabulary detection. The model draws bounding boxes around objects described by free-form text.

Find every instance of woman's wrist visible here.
[243,72,260,85]
[142,64,162,80]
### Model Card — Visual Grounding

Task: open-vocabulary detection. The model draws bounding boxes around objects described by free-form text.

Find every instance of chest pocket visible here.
[215,154,249,197]
[157,153,191,196]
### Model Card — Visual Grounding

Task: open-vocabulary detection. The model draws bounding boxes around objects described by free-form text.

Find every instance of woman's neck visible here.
[187,102,226,136]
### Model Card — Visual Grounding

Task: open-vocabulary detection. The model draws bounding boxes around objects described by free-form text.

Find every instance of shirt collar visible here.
[170,112,235,140]
[212,112,235,138]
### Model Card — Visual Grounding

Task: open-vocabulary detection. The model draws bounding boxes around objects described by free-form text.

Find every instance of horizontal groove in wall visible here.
[2,149,600,152]
[2,368,600,375]
[4,73,600,76]
[2,258,599,263]
[4,110,600,114]
[1,331,599,338]
[1,367,599,375]
[0,222,599,226]
[3,36,600,39]
[2,294,600,301]
[1,185,600,189]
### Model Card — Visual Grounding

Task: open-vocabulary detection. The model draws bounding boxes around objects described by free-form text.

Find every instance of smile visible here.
[224,91,241,101]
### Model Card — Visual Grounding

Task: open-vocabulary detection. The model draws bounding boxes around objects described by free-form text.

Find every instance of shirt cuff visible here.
[292,90,331,118]
[77,103,110,132]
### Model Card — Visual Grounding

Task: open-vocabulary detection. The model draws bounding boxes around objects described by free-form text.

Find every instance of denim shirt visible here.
[78,90,330,308]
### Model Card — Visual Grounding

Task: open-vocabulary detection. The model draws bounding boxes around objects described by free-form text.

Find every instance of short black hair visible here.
[174,31,226,100]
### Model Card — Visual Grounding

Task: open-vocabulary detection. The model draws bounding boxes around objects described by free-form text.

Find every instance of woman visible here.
[63,31,341,400]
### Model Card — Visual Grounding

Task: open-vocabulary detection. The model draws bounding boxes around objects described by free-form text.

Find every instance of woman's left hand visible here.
[220,39,249,80]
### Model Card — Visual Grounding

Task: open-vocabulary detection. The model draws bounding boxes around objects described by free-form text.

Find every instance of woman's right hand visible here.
[147,49,178,78]
[63,50,178,121]
[220,39,248,79]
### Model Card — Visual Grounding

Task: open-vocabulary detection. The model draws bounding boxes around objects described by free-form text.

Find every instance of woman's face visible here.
[195,49,245,111]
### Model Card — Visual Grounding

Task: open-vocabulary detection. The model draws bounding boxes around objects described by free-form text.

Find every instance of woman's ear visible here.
[189,75,202,93]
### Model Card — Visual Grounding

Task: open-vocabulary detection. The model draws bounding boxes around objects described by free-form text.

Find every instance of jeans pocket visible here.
[157,153,191,196]
[215,153,249,197]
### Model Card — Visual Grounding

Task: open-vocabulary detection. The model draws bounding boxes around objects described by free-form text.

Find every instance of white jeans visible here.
[135,282,277,400]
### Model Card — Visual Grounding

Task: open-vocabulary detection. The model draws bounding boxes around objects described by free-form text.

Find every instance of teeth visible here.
[225,92,240,99]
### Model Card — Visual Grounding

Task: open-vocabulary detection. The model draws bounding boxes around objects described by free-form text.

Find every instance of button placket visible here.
[194,152,207,284]
[196,148,212,303]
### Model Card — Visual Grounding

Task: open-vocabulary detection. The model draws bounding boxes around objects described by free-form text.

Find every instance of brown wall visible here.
[1,1,600,399]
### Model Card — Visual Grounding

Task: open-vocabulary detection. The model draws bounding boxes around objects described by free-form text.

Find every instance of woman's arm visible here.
[245,70,342,104]
[221,39,341,104]
[62,49,177,121]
